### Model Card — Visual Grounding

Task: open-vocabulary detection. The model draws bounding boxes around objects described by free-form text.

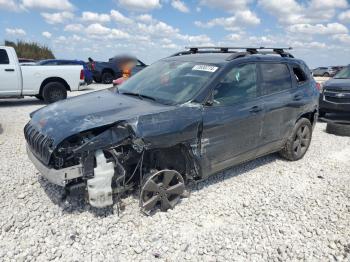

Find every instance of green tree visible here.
[4,40,55,60]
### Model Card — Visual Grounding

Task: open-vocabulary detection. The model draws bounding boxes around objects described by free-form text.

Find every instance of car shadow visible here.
[38,153,280,217]
[0,98,45,108]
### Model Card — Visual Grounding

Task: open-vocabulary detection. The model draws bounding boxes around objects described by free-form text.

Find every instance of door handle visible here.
[294,94,302,101]
[4,69,15,72]
[249,106,263,113]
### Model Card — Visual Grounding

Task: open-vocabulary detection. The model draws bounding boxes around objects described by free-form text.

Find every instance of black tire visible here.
[326,122,350,137]
[93,76,101,83]
[323,72,330,77]
[101,72,114,84]
[35,94,43,100]
[280,118,313,161]
[42,82,67,104]
[319,111,326,118]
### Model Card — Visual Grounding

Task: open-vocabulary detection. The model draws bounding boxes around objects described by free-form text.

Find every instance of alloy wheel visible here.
[140,169,185,213]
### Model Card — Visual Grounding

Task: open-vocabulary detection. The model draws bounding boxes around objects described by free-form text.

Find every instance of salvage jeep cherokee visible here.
[25,47,319,213]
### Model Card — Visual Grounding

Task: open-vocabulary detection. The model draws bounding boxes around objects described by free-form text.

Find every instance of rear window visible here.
[260,63,291,95]
[0,49,10,64]
[292,66,308,83]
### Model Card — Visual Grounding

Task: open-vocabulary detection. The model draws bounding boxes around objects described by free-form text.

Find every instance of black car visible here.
[319,65,350,117]
[88,55,147,84]
[25,47,319,213]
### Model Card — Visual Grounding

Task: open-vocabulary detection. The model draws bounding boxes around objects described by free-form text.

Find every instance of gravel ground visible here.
[0,83,350,261]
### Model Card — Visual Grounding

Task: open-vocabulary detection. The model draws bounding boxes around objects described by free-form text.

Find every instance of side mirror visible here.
[205,90,215,106]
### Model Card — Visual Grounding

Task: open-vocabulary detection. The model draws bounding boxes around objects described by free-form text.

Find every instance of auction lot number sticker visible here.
[192,65,218,73]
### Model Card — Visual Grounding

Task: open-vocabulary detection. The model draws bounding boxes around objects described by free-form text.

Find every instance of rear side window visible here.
[292,66,308,83]
[260,63,291,95]
[0,49,10,64]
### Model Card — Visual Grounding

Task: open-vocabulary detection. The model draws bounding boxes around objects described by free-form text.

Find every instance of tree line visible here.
[4,40,55,60]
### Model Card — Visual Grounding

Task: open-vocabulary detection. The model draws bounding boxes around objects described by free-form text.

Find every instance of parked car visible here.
[19,58,36,65]
[25,47,319,212]
[37,59,93,85]
[312,67,338,77]
[319,65,350,117]
[0,46,85,103]
[88,55,147,84]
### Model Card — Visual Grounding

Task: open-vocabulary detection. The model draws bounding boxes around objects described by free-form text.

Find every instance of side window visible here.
[292,65,308,83]
[213,63,257,106]
[0,49,10,64]
[260,63,291,95]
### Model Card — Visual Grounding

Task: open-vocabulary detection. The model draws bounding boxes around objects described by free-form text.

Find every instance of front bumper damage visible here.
[27,145,116,208]
[27,145,83,187]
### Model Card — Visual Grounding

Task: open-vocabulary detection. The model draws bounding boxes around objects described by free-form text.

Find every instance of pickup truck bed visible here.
[0,46,85,103]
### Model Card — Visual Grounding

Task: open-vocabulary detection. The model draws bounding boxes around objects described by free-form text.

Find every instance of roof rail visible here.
[171,46,294,59]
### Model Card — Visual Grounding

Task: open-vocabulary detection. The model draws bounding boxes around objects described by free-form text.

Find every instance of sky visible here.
[1,0,350,68]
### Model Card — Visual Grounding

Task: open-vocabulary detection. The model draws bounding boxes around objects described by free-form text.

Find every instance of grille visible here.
[24,123,54,164]
[324,89,350,104]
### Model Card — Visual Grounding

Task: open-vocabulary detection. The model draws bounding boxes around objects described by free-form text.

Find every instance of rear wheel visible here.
[140,169,185,213]
[35,94,43,100]
[42,82,67,104]
[280,118,312,161]
[326,122,350,137]
[101,72,114,84]
[323,72,330,77]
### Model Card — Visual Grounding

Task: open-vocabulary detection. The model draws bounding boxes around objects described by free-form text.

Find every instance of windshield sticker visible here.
[192,65,218,73]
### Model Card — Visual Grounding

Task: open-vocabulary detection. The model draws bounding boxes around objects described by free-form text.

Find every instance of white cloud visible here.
[21,0,74,11]
[288,23,348,35]
[259,0,348,25]
[85,23,111,35]
[200,0,254,13]
[339,10,350,23]
[81,11,110,23]
[136,14,154,23]
[64,23,84,32]
[85,23,130,39]
[0,0,18,11]
[5,27,26,36]
[333,34,350,44]
[110,10,133,24]
[41,11,74,24]
[42,31,52,38]
[171,0,189,13]
[195,10,260,31]
[225,33,242,41]
[118,0,161,11]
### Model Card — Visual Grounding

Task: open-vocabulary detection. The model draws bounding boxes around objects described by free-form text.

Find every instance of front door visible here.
[0,48,21,96]
[200,63,264,177]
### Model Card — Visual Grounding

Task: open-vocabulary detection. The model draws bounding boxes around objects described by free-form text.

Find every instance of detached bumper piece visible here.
[87,150,114,208]
[26,145,83,186]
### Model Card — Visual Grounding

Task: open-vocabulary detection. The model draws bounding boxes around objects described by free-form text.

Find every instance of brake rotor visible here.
[140,169,185,213]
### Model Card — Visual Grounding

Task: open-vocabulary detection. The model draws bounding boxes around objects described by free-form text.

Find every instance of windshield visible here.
[118,60,220,105]
[334,67,350,79]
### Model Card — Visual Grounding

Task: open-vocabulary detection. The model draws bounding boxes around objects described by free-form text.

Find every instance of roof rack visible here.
[171,46,294,60]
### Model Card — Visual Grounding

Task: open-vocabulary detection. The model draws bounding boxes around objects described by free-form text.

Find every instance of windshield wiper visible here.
[121,92,156,101]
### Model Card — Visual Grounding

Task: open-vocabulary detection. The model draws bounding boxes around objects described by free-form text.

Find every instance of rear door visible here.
[257,62,305,156]
[200,63,264,176]
[0,48,21,96]
[257,63,293,155]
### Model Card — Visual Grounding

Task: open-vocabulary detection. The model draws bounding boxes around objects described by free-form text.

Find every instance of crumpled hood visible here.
[323,79,350,91]
[29,88,175,146]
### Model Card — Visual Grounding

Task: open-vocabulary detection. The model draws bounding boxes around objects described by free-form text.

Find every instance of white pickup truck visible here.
[0,46,85,103]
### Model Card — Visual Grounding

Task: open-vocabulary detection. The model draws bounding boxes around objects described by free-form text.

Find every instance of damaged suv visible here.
[25,47,319,212]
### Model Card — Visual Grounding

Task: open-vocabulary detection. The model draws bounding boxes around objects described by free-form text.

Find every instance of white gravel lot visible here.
[0,83,350,261]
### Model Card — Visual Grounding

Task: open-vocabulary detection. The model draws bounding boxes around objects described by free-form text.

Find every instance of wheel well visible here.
[298,111,317,125]
[144,144,197,181]
[39,77,70,95]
